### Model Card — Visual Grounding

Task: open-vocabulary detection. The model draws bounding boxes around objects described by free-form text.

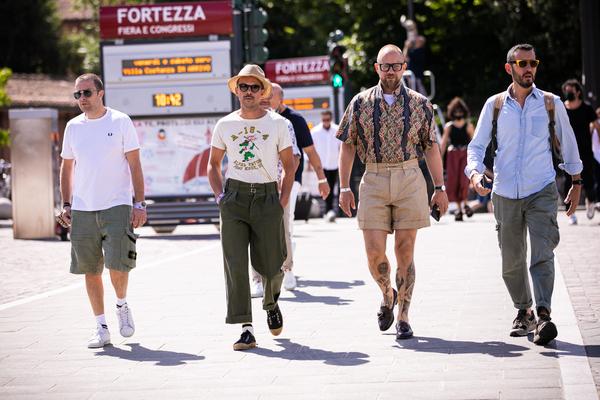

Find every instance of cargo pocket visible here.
[120,229,139,270]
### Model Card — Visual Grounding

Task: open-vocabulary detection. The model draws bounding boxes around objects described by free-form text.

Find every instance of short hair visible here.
[506,43,535,63]
[446,97,470,120]
[321,110,333,118]
[377,44,404,63]
[271,82,284,98]
[75,73,104,91]
[561,79,584,95]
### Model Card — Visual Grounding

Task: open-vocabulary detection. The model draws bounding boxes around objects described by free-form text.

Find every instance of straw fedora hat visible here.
[227,64,272,98]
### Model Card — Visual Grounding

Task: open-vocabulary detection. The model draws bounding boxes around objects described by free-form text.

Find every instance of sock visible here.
[95,314,107,329]
[116,297,127,307]
[242,323,254,334]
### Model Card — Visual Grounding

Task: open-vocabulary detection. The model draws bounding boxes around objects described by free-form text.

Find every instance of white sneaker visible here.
[283,270,297,291]
[586,203,595,220]
[569,214,578,225]
[325,210,336,223]
[251,279,264,298]
[87,326,111,348]
[116,304,135,337]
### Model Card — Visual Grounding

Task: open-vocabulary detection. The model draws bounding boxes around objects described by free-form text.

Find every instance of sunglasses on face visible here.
[508,59,540,68]
[238,83,263,93]
[378,62,405,72]
[73,89,95,99]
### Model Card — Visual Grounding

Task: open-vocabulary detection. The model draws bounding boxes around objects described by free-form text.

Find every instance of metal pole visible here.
[333,87,340,123]
[407,0,414,20]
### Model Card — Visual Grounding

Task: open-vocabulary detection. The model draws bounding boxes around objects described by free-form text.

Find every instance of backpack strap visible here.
[542,91,561,153]
[490,92,506,158]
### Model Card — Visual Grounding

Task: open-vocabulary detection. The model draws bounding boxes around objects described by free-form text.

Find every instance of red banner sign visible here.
[100,1,232,40]
[265,56,330,86]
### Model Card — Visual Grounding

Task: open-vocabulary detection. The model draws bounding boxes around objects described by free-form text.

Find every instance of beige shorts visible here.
[357,160,431,233]
[70,205,138,274]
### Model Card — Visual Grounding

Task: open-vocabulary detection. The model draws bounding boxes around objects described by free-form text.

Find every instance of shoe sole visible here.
[269,327,283,336]
[233,342,257,351]
[379,289,398,332]
[120,329,135,338]
[534,322,558,345]
[397,332,414,340]
[87,340,110,349]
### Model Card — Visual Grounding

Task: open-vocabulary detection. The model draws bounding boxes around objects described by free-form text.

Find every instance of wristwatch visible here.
[434,185,446,192]
[133,201,147,210]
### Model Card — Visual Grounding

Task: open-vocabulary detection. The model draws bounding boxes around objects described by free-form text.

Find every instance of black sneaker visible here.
[396,321,414,340]
[533,311,558,346]
[377,289,397,331]
[454,212,464,221]
[233,330,257,351]
[464,205,474,218]
[267,304,283,336]
[509,309,537,337]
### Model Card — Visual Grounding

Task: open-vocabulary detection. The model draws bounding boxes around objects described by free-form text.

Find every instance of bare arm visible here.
[279,147,295,207]
[467,122,475,139]
[125,149,147,228]
[338,142,356,217]
[56,159,74,228]
[303,144,330,199]
[424,142,449,214]
[208,146,226,200]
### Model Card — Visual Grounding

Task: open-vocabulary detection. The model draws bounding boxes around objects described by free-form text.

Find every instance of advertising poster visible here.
[134,117,224,196]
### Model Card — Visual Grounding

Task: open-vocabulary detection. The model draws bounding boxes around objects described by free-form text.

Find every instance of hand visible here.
[131,208,147,228]
[471,173,492,196]
[430,190,449,215]
[564,184,581,216]
[318,181,331,200]
[56,206,72,228]
[339,190,356,217]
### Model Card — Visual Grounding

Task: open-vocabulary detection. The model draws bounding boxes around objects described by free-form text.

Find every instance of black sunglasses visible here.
[378,62,406,72]
[508,59,540,68]
[73,89,95,100]
[238,83,263,93]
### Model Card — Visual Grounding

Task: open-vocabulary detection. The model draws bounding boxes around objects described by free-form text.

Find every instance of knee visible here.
[365,247,386,266]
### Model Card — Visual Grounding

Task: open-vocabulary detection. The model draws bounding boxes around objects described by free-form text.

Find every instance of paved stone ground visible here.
[0,214,597,399]
[555,211,600,394]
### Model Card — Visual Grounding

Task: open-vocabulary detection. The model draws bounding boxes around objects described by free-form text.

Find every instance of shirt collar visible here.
[506,83,541,101]
[376,81,405,98]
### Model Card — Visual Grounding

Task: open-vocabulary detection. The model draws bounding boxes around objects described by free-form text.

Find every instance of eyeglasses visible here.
[73,89,95,99]
[237,83,263,93]
[378,63,406,72]
[508,59,540,68]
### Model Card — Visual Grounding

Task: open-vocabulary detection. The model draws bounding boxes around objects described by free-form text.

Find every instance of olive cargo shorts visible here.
[219,179,286,324]
[70,205,138,274]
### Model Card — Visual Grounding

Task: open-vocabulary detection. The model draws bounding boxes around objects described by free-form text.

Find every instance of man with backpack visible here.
[465,43,583,346]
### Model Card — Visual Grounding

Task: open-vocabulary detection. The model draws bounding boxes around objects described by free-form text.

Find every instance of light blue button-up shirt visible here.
[465,85,583,199]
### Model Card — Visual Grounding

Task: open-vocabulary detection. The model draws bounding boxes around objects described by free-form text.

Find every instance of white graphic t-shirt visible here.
[61,107,140,211]
[212,111,292,183]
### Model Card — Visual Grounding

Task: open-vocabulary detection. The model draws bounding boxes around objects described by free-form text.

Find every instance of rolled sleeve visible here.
[554,99,583,175]
[211,121,226,150]
[336,96,359,145]
[465,98,494,178]
[420,101,437,151]
[123,117,140,153]
[60,123,74,159]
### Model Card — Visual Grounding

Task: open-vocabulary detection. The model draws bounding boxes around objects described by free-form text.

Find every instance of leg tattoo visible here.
[396,261,416,320]
[375,262,393,307]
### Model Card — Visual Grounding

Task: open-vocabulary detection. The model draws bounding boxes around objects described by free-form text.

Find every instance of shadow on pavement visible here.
[95,343,205,366]
[296,279,365,290]
[279,289,353,306]
[251,338,369,366]
[539,340,600,358]
[141,234,220,241]
[392,336,529,358]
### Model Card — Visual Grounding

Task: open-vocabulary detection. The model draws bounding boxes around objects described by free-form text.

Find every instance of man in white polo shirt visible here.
[56,73,146,348]
[311,110,341,222]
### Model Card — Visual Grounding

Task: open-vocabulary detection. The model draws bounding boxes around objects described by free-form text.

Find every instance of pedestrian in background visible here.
[270,83,330,290]
[562,79,598,223]
[466,44,583,346]
[207,65,295,351]
[338,44,448,341]
[440,97,475,221]
[311,110,341,222]
[57,73,145,348]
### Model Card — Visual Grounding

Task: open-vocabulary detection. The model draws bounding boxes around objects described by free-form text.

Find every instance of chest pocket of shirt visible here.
[530,116,548,138]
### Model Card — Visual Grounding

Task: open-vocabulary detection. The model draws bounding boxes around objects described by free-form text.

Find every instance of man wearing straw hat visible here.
[208,64,295,351]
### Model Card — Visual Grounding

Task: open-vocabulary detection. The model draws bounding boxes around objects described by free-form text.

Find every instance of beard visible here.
[381,75,401,92]
[512,68,535,89]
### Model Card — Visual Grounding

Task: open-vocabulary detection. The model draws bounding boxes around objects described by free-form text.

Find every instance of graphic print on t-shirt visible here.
[231,126,270,172]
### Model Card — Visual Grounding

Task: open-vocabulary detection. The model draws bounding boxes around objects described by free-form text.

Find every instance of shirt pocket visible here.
[530,116,548,138]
